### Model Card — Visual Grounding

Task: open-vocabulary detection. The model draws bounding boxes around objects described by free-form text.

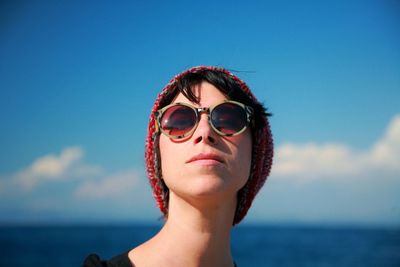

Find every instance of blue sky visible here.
[0,0,399,226]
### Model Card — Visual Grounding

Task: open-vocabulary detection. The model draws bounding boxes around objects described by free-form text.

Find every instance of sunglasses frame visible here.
[154,100,254,139]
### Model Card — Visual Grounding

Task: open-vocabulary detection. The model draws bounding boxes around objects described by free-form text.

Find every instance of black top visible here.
[82,252,238,267]
[82,252,133,267]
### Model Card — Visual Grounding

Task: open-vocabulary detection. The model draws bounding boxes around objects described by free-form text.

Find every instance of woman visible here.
[83,66,273,267]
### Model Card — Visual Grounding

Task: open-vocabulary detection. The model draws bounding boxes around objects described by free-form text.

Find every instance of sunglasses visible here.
[154,100,254,139]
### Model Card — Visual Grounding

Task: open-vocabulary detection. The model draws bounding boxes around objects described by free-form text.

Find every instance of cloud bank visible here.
[272,114,400,180]
[74,170,140,198]
[250,114,400,225]
[0,146,155,222]
[11,146,103,191]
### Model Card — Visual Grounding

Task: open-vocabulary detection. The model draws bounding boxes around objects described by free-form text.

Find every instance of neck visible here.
[167,190,237,232]
[134,192,237,267]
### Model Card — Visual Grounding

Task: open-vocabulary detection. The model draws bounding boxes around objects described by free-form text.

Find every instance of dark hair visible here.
[158,69,271,132]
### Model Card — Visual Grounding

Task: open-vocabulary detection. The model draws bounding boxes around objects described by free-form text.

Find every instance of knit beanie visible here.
[145,66,273,225]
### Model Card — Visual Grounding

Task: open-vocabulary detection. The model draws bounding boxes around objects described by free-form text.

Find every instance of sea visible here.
[0,224,399,267]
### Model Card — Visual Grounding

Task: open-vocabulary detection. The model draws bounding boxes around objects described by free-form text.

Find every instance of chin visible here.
[186,174,241,197]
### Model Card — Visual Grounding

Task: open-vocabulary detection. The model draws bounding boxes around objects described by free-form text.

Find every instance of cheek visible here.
[230,132,253,186]
[159,137,171,176]
[239,130,252,154]
[159,136,180,182]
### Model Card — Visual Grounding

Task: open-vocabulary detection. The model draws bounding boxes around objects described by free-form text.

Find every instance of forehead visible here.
[172,82,228,107]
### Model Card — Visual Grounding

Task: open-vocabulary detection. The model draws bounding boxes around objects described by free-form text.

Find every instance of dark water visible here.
[0,224,399,267]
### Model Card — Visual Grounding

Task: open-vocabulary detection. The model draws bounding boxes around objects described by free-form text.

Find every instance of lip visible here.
[186,153,225,164]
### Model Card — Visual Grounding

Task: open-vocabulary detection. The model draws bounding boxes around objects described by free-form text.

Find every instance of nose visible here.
[192,113,217,145]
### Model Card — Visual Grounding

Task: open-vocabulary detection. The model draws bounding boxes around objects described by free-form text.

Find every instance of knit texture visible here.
[145,66,273,225]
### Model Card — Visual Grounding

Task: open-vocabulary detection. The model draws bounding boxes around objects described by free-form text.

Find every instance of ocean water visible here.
[0,224,399,267]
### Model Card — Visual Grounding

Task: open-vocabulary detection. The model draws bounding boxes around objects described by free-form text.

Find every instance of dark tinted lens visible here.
[211,103,247,135]
[160,105,197,137]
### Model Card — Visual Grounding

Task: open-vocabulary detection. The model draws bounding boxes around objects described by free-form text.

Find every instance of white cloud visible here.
[10,146,103,191]
[272,113,400,181]
[74,170,141,199]
[369,114,400,170]
[29,147,82,177]
[249,114,400,226]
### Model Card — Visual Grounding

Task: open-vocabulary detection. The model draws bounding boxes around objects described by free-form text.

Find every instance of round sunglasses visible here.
[154,100,254,139]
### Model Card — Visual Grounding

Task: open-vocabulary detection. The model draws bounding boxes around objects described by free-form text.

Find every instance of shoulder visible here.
[82,252,133,267]
[81,254,106,267]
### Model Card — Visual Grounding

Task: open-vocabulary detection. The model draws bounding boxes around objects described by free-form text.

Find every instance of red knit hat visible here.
[145,66,273,225]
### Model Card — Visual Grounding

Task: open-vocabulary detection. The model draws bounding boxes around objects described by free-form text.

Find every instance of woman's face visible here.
[159,82,252,203]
